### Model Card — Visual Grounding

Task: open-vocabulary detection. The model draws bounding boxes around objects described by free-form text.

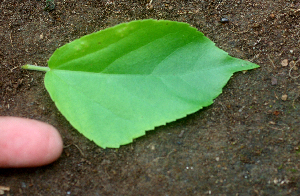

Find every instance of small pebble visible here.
[281,94,288,101]
[281,59,288,67]
[271,77,278,85]
[0,117,63,168]
[220,18,229,23]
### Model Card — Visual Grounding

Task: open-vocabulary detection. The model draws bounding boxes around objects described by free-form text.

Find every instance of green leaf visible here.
[23,19,259,148]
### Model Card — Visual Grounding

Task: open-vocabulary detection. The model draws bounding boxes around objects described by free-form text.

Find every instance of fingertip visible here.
[0,117,63,168]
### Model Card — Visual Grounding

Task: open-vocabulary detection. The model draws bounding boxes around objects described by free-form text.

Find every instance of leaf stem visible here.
[22,64,50,72]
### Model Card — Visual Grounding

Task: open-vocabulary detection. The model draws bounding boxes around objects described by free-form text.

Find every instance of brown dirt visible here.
[1,0,300,195]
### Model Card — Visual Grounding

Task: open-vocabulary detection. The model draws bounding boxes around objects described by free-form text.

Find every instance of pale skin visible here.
[0,117,63,168]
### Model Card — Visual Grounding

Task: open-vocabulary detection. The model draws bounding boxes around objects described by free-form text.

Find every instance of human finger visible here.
[0,116,63,168]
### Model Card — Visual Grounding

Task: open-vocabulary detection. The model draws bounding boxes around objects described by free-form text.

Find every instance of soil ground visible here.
[0,0,300,195]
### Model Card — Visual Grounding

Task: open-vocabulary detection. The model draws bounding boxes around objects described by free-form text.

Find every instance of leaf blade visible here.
[45,19,259,148]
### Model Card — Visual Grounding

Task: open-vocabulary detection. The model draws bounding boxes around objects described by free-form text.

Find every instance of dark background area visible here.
[0,0,300,195]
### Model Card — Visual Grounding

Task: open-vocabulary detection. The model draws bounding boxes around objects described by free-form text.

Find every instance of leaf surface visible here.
[44,19,259,148]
